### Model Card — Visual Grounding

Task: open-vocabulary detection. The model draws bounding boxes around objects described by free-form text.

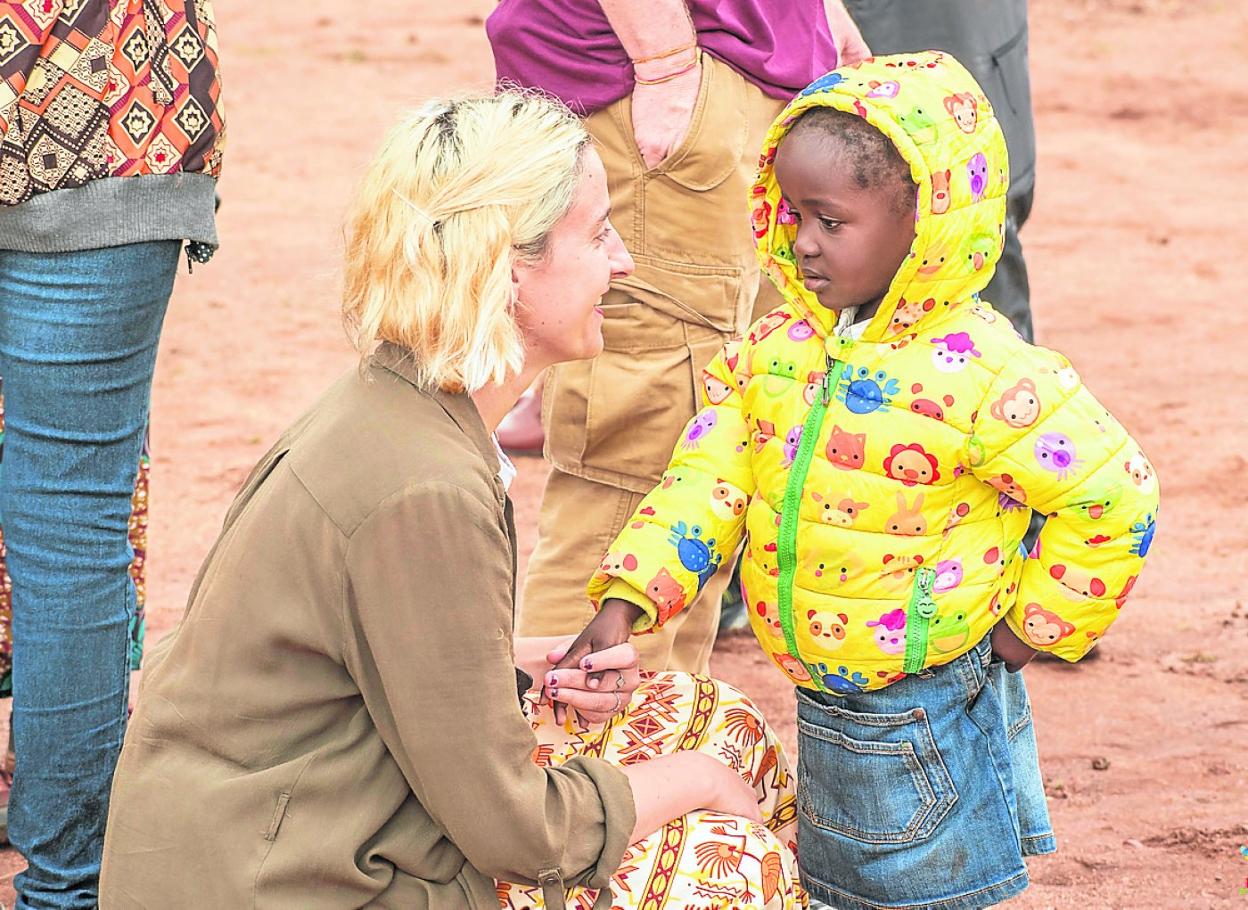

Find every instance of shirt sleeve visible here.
[970,346,1159,661]
[341,482,635,887]
[587,340,756,631]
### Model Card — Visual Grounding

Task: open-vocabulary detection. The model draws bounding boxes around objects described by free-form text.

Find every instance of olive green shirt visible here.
[100,343,634,908]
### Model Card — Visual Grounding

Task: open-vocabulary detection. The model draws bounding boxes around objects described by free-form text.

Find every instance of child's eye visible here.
[819,217,842,232]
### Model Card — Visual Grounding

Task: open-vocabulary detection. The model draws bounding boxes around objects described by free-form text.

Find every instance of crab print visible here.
[1129,512,1156,558]
[668,521,723,591]
[681,410,717,450]
[814,663,869,694]
[1034,432,1084,480]
[836,364,901,415]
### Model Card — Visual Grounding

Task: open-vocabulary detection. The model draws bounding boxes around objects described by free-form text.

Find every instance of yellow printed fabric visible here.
[588,51,1158,694]
[498,673,802,910]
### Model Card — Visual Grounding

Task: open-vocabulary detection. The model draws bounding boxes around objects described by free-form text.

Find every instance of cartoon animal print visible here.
[669,522,722,590]
[646,568,686,623]
[710,481,748,520]
[838,365,901,415]
[803,370,827,406]
[967,153,989,202]
[931,332,981,373]
[1049,563,1107,600]
[1040,358,1080,391]
[971,302,997,323]
[898,105,936,143]
[1124,451,1156,494]
[776,196,798,225]
[810,491,870,528]
[1114,575,1137,609]
[749,310,791,345]
[807,610,849,649]
[599,552,638,574]
[889,296,934,334]
[787,319,815,342]
[1021,603,1076,647]
[814,663,869,694]
[754,599,784,639]
[886,492,927,536]
[866,609,907,654]
[772,652,812,683]
[754,418,777,453]
[681,410,718,450]
[782,425,803,468]
[825,425,866,470]
[703,371,734,405]
[1069,481,1123,521]
[867,79,900,98]
[989,378,1041,428]
[879,553,925,590]
[929,610,971,654]
[987,472,1027,505]
[933,558,964,592]
[750,187,772,239]
[944,92,977,133]
[917,244,951,277]
[965,231,997,271]
[1129,512,1156,557]
[931,169,952,215]
[800,72,844,96]
[767,357,798,380]
[808,550,863,584]
[1034,433,1084,480]
[884,442,941,486]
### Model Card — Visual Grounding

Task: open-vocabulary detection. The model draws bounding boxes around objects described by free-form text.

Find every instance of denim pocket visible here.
[797,695,957,844]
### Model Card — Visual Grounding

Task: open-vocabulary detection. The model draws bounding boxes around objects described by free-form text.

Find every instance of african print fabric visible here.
[0,0,225,206]
[498,672,806,910]
[0,389,150,694]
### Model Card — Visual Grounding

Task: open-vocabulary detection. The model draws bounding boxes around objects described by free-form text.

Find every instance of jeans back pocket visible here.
[797,694,957,845]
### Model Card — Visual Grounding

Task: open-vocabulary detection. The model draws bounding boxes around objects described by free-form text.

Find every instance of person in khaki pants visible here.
[487,0,868,672]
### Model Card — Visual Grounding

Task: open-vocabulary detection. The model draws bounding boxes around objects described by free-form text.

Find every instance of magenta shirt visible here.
[486,0,839,114]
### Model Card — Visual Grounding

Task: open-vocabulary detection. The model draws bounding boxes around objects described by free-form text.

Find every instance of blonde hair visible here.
[342,91,591,391]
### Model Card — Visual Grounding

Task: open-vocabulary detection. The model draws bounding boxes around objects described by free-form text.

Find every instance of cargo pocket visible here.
[796,692,957,844]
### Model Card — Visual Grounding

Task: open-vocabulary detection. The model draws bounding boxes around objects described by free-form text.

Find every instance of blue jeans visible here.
[0,242,179,910]
[796,635,1055,910]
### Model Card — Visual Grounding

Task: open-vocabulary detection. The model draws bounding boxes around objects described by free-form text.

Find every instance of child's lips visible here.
[802,271,830,291]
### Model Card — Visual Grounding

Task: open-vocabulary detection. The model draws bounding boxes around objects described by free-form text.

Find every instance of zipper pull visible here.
[915,567,937,618]
[821,355,836,407]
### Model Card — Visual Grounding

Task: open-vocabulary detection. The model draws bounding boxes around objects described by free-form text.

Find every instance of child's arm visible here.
[551,340,756,670]
[970,346,1159,661]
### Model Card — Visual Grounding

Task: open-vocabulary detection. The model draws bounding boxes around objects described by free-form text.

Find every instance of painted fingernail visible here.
[582,659,593,670]
[549,687,558,698]
[547,673,557,687]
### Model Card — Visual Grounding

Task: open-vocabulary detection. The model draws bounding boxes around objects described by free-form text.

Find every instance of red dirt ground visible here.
[3,1,1246,906]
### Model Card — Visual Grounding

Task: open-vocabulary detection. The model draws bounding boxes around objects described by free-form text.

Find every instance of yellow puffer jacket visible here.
[588,51,1159,694]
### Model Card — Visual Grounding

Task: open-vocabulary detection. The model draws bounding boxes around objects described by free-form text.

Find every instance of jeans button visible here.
[913,708,926,720]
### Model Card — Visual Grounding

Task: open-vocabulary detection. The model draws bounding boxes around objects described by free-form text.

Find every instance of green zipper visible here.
[902,566,938,674]
[776,354,838,692]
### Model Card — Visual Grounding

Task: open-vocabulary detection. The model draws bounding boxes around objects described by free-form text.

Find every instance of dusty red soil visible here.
[3,0,1246,906]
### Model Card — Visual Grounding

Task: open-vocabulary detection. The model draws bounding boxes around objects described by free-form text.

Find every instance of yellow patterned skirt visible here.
[498,672,805,910]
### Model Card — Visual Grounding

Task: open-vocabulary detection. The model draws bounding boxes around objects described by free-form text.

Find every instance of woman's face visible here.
[513,149,633,366]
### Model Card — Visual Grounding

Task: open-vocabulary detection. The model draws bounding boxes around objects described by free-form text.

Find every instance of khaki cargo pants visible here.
[518,54,785,672]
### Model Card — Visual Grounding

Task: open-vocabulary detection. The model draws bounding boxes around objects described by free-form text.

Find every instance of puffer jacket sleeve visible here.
[587,340,756,631]
[970,344,1159,661]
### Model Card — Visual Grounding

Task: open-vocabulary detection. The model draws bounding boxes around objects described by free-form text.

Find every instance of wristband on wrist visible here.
[633,57,699,85]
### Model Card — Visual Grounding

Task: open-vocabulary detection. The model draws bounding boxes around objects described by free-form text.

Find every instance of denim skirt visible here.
[795,634,1055,910]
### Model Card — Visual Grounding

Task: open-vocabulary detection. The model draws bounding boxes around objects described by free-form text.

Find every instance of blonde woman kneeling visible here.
[99,93,801,909]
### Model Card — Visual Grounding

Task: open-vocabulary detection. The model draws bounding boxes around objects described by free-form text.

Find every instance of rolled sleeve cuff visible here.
[599,579,658,632]
[561,756,636,891]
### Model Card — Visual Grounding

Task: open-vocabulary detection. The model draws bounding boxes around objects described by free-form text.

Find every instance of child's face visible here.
[773,129,916,319]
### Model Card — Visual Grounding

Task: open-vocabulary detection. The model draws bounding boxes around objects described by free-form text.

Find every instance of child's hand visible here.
[544,599,643,721]
[544,642,642,726]
[991,622,1040,672]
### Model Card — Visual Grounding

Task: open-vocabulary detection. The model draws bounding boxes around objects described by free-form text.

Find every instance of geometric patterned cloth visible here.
[0,388,151,694]
[499,672,807,910]
[0,0,224,206]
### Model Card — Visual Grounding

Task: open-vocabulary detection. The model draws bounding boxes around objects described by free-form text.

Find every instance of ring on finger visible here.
[615,672,626,690]
[613,691,623,713]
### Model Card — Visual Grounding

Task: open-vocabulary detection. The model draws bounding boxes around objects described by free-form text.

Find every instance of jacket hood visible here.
[751,51,1010,344]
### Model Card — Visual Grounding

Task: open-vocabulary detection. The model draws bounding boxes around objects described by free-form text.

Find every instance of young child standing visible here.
[556,51,1159,909]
